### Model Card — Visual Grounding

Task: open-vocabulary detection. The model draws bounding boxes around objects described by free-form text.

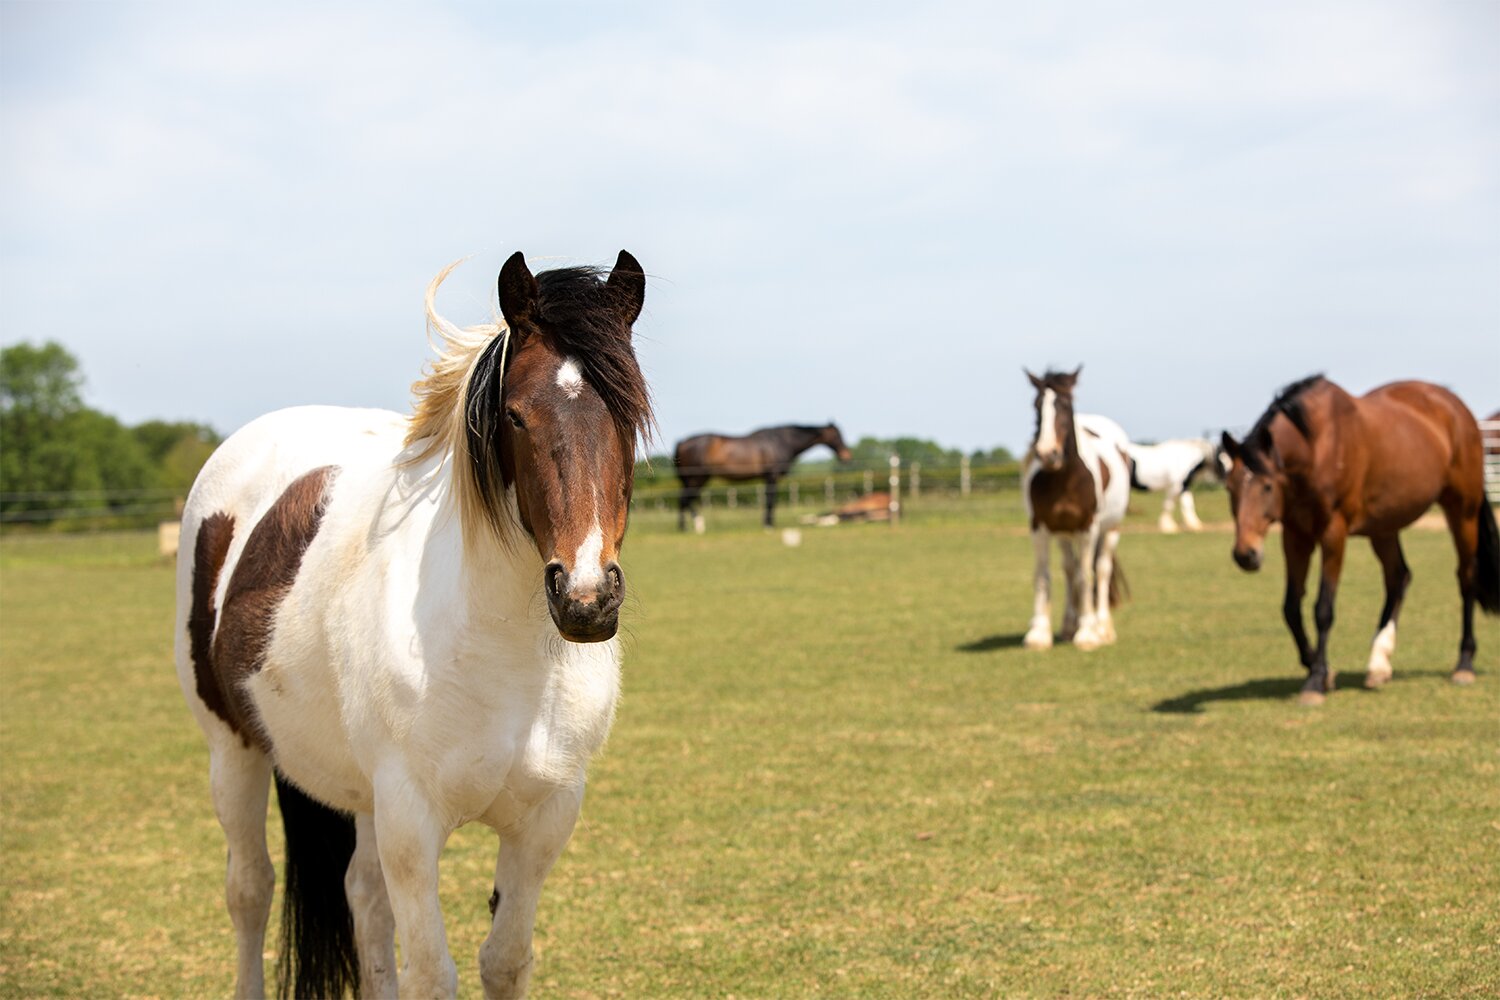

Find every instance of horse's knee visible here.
[479,934,533,999]
[226,850,274,921]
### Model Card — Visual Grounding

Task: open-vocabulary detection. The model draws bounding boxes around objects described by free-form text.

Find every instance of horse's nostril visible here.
[546,562,566,598]
[606,564,623,593]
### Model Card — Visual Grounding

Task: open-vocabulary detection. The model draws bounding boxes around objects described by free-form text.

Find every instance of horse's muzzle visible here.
[545,561,625,642]
[1037,450,1065,472]
[1232,546,1262,572]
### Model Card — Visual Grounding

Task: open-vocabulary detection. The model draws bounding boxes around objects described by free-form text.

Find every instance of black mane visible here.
[531,266,655,443]
[1243,373,1324,473]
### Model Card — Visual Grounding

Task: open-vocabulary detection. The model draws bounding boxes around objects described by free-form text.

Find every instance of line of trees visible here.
[1,341,219,526]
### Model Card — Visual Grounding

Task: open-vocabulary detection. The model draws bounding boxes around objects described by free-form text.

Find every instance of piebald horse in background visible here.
[1126,438,1229,532]
[1223,374,1499,705]
[673,423,851,531]
[1022,368,1132,651]
[174,251,653,998]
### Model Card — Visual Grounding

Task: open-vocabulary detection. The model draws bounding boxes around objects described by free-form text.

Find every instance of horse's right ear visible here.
[1025,369,1044,390]
[498,252,539,335]
[605,250,646,328]
[1220,431,1240,461]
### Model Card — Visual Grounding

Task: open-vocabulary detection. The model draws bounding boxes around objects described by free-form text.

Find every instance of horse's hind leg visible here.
[1363,534,1411,689]
[480,784,583,999]
[208,736,275,1000]
[346,812,397,998]
[1440,497,1481,683]
[1093,528,1121,645]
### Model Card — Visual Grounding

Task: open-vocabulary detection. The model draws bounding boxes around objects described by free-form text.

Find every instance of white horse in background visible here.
[1022,368,1132,651]
[1124,438,1229,533]
[174,250,652,999]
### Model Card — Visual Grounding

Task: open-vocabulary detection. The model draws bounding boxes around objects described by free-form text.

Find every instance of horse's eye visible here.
[506,409,526,430]
[1261,481,1273,494]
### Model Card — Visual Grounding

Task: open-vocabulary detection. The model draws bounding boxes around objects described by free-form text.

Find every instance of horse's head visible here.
[1025,367,1080,472]
[821,422,853,462]
[1220,428,1285,572]
[475,250,652,642]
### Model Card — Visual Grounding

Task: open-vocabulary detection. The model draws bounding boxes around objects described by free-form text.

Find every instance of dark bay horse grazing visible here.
[174,251,653,998]
[1022,369,1131,651]
[673,423,851,531]
[1223,375,1499,705]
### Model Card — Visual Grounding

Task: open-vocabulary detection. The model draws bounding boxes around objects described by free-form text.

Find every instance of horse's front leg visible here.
[1159,484,1181,533]
[1302,522,1347,705]
[763,475,777,528]
[374,769,456,997]
[1023,527,1053,650]
[1178,488,1203,531]
[480,784,584,999]
[1281,527,1315,673]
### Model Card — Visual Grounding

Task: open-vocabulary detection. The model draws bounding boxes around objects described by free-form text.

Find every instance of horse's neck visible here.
[779,427,825,458]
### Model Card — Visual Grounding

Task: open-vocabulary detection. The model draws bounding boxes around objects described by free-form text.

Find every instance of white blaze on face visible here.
[556,358,585,400]
[1036,389,1059,456]
[570,522,605,589]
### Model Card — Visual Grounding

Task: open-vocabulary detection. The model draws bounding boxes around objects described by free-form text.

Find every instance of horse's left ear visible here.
[1220,431,1240,461]
[498,252,539,337]
[606,250,646,327]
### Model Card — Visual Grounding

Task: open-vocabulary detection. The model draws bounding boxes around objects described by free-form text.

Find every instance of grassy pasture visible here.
[1,494,1496,998]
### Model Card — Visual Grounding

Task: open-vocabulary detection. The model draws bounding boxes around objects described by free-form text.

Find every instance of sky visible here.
[2,0,1496,455]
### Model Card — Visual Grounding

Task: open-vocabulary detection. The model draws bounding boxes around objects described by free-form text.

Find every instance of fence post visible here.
[960,454,970,496]
[825,477,835,504]
[789,481,798,507]
[910,461,921,498]
[863,470,873,494]
[888,454,901,526]
[728,488,737,509]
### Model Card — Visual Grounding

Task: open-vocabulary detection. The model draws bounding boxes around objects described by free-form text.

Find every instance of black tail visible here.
[1478,501,1500,615]
[274,772,359,1000]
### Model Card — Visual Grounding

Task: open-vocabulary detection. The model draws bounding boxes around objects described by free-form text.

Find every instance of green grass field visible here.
[2,492,1496,998]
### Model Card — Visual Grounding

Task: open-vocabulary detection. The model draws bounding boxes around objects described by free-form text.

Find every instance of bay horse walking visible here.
[173,251,653,998]
[1125,437,1229,532]
[673,423,851,531]
[1022,368,1131,651]
[1222,375,1499,705]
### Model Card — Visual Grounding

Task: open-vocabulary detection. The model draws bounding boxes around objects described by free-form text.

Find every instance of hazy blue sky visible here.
[3,1,1496,454]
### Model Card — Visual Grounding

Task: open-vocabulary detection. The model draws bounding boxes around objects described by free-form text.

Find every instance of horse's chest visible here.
[436,650,622,825]
[1029,468,1098,532]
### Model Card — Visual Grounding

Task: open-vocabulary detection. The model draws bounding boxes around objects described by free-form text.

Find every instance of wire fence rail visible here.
[1,458,1024,532]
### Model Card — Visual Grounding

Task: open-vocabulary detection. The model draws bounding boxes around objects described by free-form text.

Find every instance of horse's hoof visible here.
[1158,519,1179,534]
[1073,631,1102,652]
[1023,631,1053,651]
[1364,669,1391,689]
[1451,670,1477,686]
[1297,690,1326,707]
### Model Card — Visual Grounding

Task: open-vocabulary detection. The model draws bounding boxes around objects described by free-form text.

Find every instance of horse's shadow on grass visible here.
[1151,669,1454,714]
[956,633,1029,653]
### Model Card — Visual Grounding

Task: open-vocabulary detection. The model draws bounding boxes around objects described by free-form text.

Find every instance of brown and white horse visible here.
[673,423,851,531]
[173,251,653,998]
[1223,375,1499,705]
[1022,368,1132,651]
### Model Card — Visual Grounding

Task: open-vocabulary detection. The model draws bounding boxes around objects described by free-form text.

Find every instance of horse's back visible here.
[185,406,408,524]
[1360,382,1483,479]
